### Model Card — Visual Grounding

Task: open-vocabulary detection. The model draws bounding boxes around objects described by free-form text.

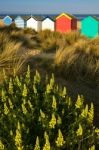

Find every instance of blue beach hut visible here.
[3,16,12,26]
[81,16,99,38]
[14,16,25,28]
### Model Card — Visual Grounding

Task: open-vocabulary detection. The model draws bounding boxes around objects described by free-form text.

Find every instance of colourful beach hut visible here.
[14,16,25,28]
[81,16,99,38]
[0,19,5,27]
[3,16,12,26]
[0,16,5,27]
[56,13,77,33]
[26,16,42,31]
[42,17,55,31]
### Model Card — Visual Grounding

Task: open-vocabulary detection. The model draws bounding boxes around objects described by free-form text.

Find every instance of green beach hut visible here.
[81,16,99,38]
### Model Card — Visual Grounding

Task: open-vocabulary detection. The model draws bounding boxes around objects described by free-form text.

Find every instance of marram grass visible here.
[0,32,30,83]
[55,38,99,86]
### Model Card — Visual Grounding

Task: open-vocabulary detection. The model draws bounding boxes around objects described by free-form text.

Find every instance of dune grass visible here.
[0,27,98,88]
[35,30,60,52]
[0,30,31,83]
[35,30,87,52]
[0,26,98,86]
[55,38,99,87]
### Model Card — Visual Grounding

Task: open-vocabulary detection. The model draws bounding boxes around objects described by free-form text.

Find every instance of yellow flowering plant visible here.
[0,66,99,149]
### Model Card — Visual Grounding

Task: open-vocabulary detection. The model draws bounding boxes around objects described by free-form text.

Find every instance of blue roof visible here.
[43,16,55,22]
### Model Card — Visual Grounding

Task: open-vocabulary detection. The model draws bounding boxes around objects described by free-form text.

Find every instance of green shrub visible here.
[0,66,99,150]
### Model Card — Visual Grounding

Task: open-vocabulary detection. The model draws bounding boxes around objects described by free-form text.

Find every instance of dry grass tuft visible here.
[0,31,30,83]
[55,38,99,87]
[37,30,62,52]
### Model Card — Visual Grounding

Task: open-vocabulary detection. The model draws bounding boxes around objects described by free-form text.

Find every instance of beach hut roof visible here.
[82,16,99,22]
[9,15,17,21]
[9,15,16,19]
[35,15,44,21]
[3,15,12,20]
[42,16,55,22]
[56,12,77,20]
[27,15,44,21]
[21,15,30,21]
[15,16,25,20]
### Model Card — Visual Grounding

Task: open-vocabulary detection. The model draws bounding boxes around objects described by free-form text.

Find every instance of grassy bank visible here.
[0,26,99,127]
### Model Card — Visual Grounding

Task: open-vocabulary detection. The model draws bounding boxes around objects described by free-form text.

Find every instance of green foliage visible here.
[0,67,99,149]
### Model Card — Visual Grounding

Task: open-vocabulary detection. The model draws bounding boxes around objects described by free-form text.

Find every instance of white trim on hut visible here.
[42,17,55,31]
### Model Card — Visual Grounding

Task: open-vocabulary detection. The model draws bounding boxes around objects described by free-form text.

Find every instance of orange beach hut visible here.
[56,13,77,33]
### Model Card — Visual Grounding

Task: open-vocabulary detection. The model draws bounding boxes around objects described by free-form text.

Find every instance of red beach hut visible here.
[56,13,77,33]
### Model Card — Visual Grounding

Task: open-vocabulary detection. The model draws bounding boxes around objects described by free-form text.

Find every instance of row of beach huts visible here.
[0,13,99,38]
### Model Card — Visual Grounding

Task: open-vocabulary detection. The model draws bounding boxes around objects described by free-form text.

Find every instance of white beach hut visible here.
[26,16,42,31]
[14,16,25,28]
[42,17,55,31]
